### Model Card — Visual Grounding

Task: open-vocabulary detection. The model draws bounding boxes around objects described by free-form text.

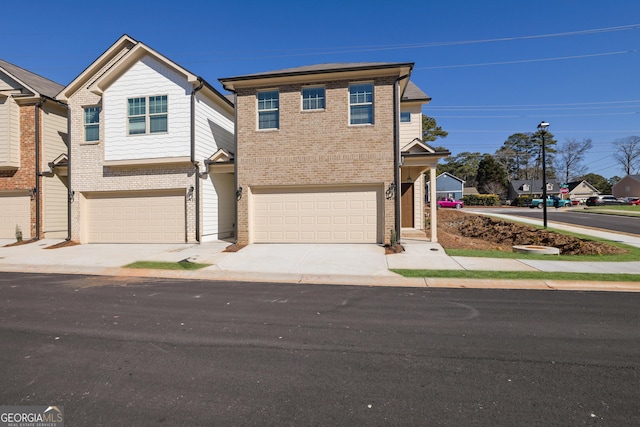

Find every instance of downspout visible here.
[191,78,205,243]
[34,98,44,240]
[65,103,71,241]
[394,74,410,244]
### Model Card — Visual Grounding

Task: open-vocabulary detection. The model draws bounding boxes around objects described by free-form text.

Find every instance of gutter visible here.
[191,77,205,242]
[394,73,410,244]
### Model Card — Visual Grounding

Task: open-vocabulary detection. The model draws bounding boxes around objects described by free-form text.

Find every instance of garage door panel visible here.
[253,188,378,243]
[86,191,185,243]
[0,194,31,239]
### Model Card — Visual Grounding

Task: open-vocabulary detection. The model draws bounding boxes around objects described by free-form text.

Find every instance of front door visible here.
[401,183,414,227]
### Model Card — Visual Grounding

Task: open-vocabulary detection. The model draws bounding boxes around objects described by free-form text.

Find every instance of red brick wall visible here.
[0,103,38,237]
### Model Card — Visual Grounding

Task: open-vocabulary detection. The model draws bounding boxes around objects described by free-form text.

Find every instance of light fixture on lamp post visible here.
[537,121,550,228]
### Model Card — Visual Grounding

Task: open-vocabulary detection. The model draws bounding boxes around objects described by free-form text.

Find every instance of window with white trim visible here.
[83,106,100,142]
[400,111,411,123]
[258,91,279,129]
[349,83,373,125]
[127,95,168,135]
[302,87,325,110]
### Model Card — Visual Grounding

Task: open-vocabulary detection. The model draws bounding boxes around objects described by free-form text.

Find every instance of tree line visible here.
[422,116,640,197]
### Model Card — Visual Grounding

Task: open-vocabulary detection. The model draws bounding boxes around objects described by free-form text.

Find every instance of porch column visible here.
[429,166,438,242]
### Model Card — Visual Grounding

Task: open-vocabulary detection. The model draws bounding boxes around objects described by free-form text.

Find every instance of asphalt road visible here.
[1,273,639,426]
[480,207,640,235]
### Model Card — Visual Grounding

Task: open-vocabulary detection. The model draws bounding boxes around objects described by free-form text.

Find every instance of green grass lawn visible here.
[582,205,640,216]
[124,260,211,270]
[391,269,640,282]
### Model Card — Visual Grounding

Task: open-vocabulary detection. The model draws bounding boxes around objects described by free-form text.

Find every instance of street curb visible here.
[2,264,639,292]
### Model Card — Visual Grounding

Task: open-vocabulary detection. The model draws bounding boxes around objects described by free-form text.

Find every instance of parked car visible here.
[627,198,640,205]
[529,195,572,209]
[585,195,625,206]
[437,197,464,209]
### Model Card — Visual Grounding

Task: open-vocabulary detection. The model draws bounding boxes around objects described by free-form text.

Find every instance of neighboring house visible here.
[508,179,561,201]
[425,172,465,202]
[56,35,234,244]
[612,174,640,198]
[0,59,68,240]
[219,63,449,245]
[566,180,599,202]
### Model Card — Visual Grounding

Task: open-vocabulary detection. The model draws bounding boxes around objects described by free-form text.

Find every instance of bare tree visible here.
[613,136,640,175]
[554,138,593,183]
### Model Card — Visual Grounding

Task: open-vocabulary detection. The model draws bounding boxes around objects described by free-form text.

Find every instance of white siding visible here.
[193,93,234,163]
[194,91,235,241]
[202,173,235,241]
[103,55,191,161]
[399,105,422,145]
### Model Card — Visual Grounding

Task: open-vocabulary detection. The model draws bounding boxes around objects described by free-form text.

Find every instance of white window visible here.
[83,107,100,142]
[258,91,279,129]
[302,87,325,110]
[546,183,554,190]
[349,83,373,125]
[127,95,168,135]
[400,111,411,123]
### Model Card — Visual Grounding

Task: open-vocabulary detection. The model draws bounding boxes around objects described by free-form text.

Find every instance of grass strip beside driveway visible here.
[125,261,211,270]
[391,269,640,282]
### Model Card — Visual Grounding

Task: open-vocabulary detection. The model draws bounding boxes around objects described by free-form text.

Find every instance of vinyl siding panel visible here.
[0,96,20,168]
[195,92,234,241]
[41,103,69,238]
[202,173,235,241]
[399,105,422,145]
[103,55,191,161]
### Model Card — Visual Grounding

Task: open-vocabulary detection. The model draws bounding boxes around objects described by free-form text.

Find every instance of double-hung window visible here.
[302,87,325,111]
[400,111,411,123]
[349,83,373,125]
[83,107,100,142]
[128,95,168,135]
[257,91,279,130]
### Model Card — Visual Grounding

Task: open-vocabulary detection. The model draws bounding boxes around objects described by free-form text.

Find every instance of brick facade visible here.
[234,76,397,245]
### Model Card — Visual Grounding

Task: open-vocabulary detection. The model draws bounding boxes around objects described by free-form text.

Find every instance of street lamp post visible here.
[538,121,550,228]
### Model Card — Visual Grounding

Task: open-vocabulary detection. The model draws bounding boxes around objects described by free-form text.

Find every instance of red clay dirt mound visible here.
[433,209,627,256]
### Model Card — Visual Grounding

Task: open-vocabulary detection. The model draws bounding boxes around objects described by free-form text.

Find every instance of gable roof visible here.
[567,180,599,192]
[56,35,232,109]
[436,172,465,184]
[0,58,63,98]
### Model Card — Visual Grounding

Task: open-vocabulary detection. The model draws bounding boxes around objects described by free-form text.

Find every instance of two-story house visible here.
[220,63,448,246]
[56,35,234,244]
[0,59,68,240]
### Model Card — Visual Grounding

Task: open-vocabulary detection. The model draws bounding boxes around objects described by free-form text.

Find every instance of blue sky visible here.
[2,0,638,179]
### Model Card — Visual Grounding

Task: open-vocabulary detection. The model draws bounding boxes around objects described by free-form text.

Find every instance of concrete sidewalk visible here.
[0,213,638,291]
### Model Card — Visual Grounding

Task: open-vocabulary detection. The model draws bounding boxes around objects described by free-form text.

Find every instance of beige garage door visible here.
[253,187,378,243]
[0,193,31,239]
[85,191,185,243]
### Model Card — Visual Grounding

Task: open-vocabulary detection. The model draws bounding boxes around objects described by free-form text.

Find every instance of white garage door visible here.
[253,187,378,243]
[0,193,31,239]
[85,191,185,243]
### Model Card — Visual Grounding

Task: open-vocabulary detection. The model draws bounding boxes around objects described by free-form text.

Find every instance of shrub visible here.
[462,194,501,206]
